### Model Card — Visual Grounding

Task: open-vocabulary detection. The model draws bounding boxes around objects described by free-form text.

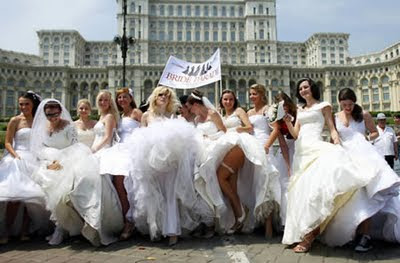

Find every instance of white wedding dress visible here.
[282,102,377,245]
[194,114,280,234]
[0,127,49,236]
[124,117,201,240]
[32,123,123,246]
[249,114,291,224]
[320,115,400,246]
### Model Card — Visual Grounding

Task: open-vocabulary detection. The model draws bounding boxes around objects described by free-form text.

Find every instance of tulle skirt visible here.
[195,131,281,234]
[282,136,375,245]
[321,133,400,246]
[124,118,205,240]
[32,143,123,245]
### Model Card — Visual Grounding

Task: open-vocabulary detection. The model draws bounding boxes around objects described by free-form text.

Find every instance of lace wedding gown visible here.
[32,123,123,245]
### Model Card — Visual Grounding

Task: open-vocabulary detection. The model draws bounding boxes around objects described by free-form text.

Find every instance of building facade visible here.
[0,0,400,117]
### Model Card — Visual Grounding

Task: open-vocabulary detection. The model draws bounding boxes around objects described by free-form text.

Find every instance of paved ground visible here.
[1,231,400,263]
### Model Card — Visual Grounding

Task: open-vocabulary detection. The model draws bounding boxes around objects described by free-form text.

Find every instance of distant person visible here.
[374,113,398,168]
[392,114,400,155]
[178,95,195,123]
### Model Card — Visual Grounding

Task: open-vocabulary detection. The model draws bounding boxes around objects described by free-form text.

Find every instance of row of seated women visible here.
[0,78,399,253]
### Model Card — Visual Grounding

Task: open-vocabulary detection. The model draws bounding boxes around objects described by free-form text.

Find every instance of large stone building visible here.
[0,0,400,117]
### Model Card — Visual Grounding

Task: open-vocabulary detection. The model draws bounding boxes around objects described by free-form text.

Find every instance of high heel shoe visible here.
[227,204,248,234]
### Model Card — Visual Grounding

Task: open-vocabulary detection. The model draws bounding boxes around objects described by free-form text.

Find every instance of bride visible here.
[322,88,400,251]
[0,91,48,244]
[187,89,280,235]
[282,78,377,253]
[124,86,200,245]
[31,99,122,246]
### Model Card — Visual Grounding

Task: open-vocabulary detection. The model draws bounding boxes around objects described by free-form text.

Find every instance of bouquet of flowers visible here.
[267,101,285,123]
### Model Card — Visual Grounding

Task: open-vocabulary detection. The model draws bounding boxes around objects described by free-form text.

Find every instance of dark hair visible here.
[116,87,137,112]
[179,95,189,105]
[219,89,239,110]
[338,88,363,122]
[44,101,62,113]
[20,91,41,117]
[296,78,320,104]
[274,91,297,120]
[139,100,149,113]
[187,89,204,105]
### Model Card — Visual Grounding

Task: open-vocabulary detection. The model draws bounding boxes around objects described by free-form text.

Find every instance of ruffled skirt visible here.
[32,143,123,245]
[195,131,281,234]
[124,119,204,240]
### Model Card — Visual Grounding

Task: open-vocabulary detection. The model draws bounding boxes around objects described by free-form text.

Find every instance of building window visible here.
[195,5,200,16]
[213,31,218,41]
[204,6,209,16]
[168,31,173,40]
[259,29,264,39]
[239,31,244,41]
[230,6,235,16]
[186,31,192,41]
[150,5,156,15]
[195,31,200,41]
[178,5,182,16]
[178,31,182,41]
[222,31,227,41]
[239,7,243,16]
[230,31,236,41]
[362,89,369,103]
[204,31,209,41]
[186,5,191,16]
[160,5,165,15]
[222,6,226,16]
[383,86,390,101]
[168,5,173,16]
[213,6,217,16]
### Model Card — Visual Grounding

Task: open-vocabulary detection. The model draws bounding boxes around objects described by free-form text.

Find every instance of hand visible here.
[283,114,292,123]
[47,160,62,171]
[15,155,21,160]
[264,145,270,154]
[332,136,341,145]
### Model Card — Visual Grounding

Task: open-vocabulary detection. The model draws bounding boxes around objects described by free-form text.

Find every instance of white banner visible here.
[159,49,221,89]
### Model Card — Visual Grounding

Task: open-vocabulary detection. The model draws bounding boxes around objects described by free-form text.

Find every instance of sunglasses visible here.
[45,112,61,118]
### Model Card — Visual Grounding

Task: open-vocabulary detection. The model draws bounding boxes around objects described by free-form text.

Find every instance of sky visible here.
[0,0,399,57]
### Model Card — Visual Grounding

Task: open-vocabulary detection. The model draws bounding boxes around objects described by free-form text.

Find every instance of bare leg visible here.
[217,146,245,220]
[6,202,20,228]
[264,214,273,239]
[20,206,31,241]
[113,175,135,240]
[357,218,370,235]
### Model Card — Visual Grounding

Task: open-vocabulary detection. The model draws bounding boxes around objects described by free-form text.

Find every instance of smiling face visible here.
[78,102,91,118]
[221,92,236,111]
[249,88,261,104]
[44,106,62,124]
[339,99,355,115]
[97,93,111,113]
[117,92,133,109]
[298,80,312,100]
[18,97,33,116]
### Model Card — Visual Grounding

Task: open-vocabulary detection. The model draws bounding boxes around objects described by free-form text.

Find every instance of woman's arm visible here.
[322,106,340,144]
[210,110,227,133]
[91,114,116,153]
[363,111,379,141]
[277,133,291,176]
[132,109,143,123]
[284,115,300,140]
[141,112,149,127]
[235,108,254,133]
[264,121,280,154]
[4,117,20,159]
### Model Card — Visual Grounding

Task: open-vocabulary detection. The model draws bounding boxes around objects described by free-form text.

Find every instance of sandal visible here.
[293,229,318,253]
[227,204,248,234]
[120,221,135,241]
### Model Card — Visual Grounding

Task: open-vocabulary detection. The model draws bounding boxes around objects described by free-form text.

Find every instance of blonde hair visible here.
[96,90,120,123]
[148,86,179,115]
[250,84,267,104]
[77,99,91,111]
